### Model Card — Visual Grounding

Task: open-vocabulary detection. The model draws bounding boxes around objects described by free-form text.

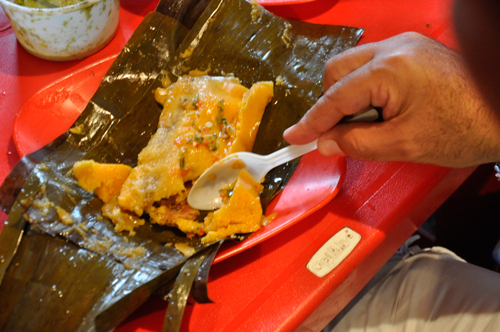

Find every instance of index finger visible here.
[323,42,377,91]
[284,60,388,145]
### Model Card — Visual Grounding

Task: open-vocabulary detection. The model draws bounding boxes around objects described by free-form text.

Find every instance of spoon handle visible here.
[259,109,379,173]
[263,139,318,169]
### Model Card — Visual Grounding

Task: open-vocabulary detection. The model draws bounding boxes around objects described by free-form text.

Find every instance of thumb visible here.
[317,120,415,162]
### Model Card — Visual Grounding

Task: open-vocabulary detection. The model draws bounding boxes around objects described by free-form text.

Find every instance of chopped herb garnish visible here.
[226,124,236,136]
[179,149,189,170]
[219,184,234,203]
[206,134,219,151]
[192,93,199,108]
[209,142,219,151]
[216,99,225,124]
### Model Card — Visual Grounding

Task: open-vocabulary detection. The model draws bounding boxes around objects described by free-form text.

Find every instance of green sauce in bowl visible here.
[1,0,120,61]
[14,0,86,8]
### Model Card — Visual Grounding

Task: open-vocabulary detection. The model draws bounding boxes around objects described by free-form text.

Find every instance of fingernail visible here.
[318,140,345,156]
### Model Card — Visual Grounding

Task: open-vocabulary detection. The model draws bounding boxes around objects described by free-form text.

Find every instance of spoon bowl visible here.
[187,140,318,210]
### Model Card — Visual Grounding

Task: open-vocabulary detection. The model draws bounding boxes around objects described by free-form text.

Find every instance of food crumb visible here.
[282,21,293,48]
[180,46,194,59]
[275,75,285,86]
[261,212,278,226]
[250,0,263,22]
[69,124,84,135]
[175,243,196,257]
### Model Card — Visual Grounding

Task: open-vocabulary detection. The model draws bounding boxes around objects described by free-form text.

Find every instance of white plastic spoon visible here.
[187,108,379,210]
[187,140,318,210]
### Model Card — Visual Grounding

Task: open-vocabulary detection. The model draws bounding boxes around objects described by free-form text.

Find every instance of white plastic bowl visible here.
[0,0,120,61]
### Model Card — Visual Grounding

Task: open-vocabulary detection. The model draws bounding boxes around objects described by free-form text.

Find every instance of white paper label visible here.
[307,227,361,278]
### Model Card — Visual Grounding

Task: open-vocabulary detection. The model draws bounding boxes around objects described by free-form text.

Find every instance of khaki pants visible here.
[323,239,500,332]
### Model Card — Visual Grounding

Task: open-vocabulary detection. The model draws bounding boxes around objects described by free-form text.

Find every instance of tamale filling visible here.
[73,75,274,243]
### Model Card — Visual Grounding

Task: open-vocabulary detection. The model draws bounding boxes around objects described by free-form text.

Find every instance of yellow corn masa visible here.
[101,198,145,235]
[73,160,132,203]
[72,75,274,241]
[118,75,273,231]
[202,169,264,244]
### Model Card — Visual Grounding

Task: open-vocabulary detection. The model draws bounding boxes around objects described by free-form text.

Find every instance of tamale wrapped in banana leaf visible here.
[0,0,363,331]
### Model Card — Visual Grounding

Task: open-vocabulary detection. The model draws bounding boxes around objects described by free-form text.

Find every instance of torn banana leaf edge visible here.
[0,10,200,332]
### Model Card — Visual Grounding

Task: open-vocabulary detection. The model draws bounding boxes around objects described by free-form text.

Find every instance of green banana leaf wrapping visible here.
[0,0,363,331]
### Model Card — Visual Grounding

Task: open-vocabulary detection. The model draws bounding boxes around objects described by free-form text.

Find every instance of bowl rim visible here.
[0,0,110,15]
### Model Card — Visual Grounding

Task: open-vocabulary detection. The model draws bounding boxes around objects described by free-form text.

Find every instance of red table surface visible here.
[0,0,474,332]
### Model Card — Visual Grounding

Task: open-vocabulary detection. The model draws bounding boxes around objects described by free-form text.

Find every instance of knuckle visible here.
[377,52,411,73]
[399,31,423,41]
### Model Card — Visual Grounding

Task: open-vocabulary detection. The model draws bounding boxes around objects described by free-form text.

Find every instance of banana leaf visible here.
[0,0,364,331]
[0,9,195,332]
[170,0,363,205]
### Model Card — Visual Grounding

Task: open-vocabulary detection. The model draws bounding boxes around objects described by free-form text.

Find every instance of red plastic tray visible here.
[12,57,345,263]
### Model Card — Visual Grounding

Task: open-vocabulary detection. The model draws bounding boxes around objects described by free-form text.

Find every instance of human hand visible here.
[283,32,500,168]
